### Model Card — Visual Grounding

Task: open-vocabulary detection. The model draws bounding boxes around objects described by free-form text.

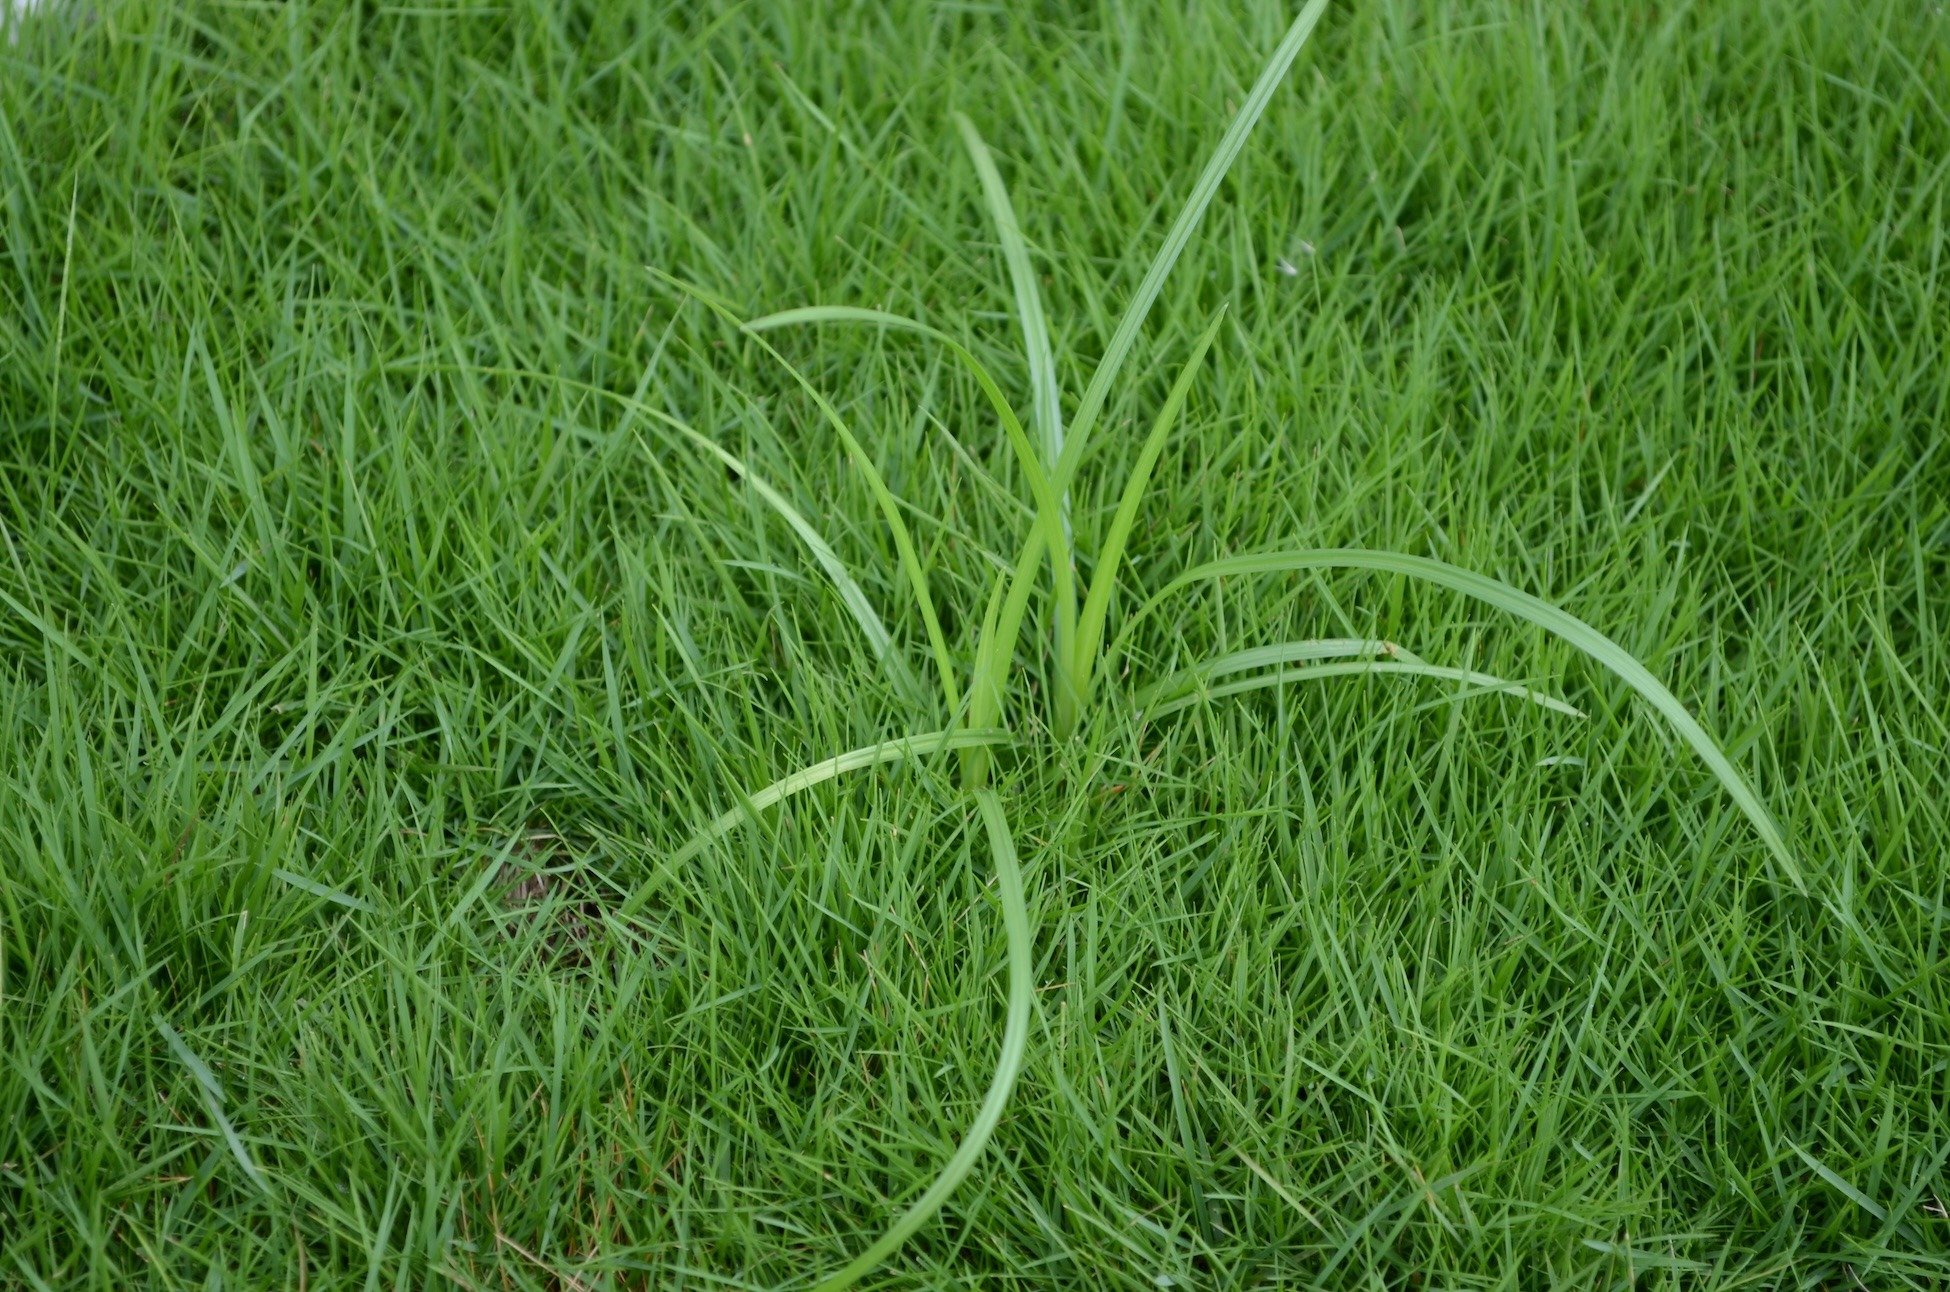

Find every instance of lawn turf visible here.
[2,0,1949,1286]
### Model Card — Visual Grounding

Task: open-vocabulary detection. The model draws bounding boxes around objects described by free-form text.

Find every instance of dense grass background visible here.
[4,0,1948,1285]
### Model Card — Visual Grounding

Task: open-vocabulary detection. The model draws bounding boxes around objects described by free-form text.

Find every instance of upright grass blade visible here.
[1073,307,1226,706]
[744,309,1067,558]
[1121,548,1804,891]
[813,789,1035,1291]
[747,305,1081,733]
[1056,0,1332,488]
[1143,660,1588,720]
[965,570,1013,785]
[633,421,924,702]
[658,274,964,718]
[953,113,1079,734]
[953,114,1065,491]
[969,524,1050,741]
[665,728,1011,866]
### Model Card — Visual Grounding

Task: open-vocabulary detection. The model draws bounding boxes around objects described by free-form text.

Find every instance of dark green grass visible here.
[4,0,1949,1286]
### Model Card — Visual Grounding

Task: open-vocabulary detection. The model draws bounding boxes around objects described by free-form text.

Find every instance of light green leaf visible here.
[1789,1142,1887,1221]
[1073,306,1225,704]
[658,273,963,718]
[1125,548,1801,890]
[953,114,1065,486]
[813,789,1034,1291]
[1143,659,1586,720]
[154,1014,271,1194]
[1057,0,1332,490]
[670,729,1011,864]
[272,868,372,913]
[747,304,1081,731]
[643,414,923,701]
[1143,638,1414,701]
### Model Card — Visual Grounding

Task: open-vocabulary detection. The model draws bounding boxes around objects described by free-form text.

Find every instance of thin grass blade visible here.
[425,357,926,702]
[745,309,1067,542]
[1144,660,1586,719]
[668,728,1011,865]
[1124,548,1802,890]
[658,274,963,717]
[1057,0,1332,487]
[1073,306,1225,703]
[965,569,1012,785]
[1135,637,1400,707]
[154,1015,272,1194]
[970,526,1049,737]
[813,788,1034,1291]
[638,420,923,701]
[748,305,1081,730]
[953,113,1065,487]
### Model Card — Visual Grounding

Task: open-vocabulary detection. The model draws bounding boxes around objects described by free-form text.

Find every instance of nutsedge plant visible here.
[657,1,1799,1285]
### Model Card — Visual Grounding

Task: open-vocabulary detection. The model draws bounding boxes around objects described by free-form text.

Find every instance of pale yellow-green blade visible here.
[1144,659,1586,720]
[1057,0,1333,491]
[1124,547,1802,890]
[668,728,1011,865]
[812,789,1035,1290]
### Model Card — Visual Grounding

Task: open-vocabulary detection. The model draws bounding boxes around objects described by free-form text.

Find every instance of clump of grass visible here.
[658,1,1801,1284]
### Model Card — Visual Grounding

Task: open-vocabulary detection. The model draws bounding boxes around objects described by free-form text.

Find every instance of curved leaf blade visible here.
[1126,548,1802,890]
[668,728,1011,865]
[813,789,1035,1290]
[1136,637,1399,707]
[1144,659,1586,720]
[659,274,965,718]
[651,419,923,701]
[748,304,1082,731]
[953,113,1065,487]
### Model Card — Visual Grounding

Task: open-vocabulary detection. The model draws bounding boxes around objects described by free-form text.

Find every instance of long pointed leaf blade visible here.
[1144,659,1586,720]
[1130,548,1802,890]
[658,272,964,717]
[154,1014,272,1194]
[1074,306,1226,701]
[154,1014,228,1106]
[748,304,1083,730]
[1059,0,1332,483]
[1137,638,1399,706]
[667,728,1012,866]
[953,113,1065,481]
[813,789,1035,1291]
[649,419,923,701]
[964,567,1013,785]
[745,308,1066,534]
[970,525,1050,738]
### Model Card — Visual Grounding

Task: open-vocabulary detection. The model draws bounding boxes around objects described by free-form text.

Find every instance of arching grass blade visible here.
[1123,547,1802,890]
[666,728,1011,866]
[953,113,1065,491]
[641,419,924,702]
[1143,659,1586,720]
[658,273,964,718]
[812,789,1034,1290]
[748,304,1081,732]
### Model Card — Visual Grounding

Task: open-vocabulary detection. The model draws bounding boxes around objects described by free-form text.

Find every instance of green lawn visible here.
[4,0,1948,1286]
